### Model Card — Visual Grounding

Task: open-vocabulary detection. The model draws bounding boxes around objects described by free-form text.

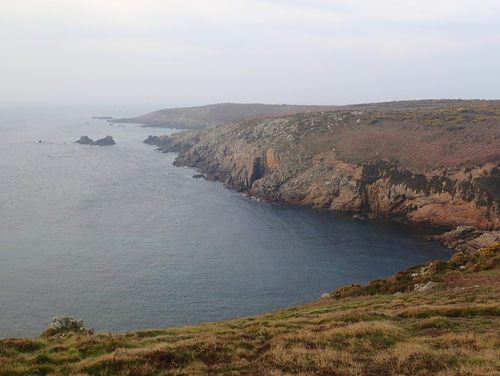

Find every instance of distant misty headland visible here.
[111,103,339,129]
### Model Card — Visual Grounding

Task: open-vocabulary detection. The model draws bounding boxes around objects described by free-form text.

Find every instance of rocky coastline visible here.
[144,101,500,253]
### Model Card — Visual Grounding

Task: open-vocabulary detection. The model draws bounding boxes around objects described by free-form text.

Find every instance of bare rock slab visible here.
[414,281,438,292]
[41,316,85,337]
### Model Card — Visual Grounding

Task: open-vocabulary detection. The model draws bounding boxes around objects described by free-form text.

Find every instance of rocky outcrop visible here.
[143,135,161,145]
[355,161,500,231]
[148,102,500,246]
[76,135,115,146]
[40,316,86,337]
[414,281,438,292]
[93,135,115,146]
[430,226,500,254]
[76,135,93,145]
[144,131,200,153]
[47,316,84,331]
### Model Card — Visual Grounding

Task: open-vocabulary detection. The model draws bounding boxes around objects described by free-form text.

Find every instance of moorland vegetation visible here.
[2,245,500,375]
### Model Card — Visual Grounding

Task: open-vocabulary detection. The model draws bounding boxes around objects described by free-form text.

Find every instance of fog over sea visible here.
[0,104,453,338]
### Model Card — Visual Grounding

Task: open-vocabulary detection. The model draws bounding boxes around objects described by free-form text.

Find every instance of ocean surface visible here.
[0,104,453,338]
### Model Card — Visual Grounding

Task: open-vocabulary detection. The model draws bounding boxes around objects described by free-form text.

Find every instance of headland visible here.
[145,100,500,252]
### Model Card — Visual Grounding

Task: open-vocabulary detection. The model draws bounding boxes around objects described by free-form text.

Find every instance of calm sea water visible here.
[0,104,453,338]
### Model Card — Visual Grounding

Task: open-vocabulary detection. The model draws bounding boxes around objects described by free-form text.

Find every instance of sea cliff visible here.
[148,100,500,246]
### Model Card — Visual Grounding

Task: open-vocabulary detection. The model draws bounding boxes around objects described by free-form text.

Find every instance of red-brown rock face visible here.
[151,104,500,232]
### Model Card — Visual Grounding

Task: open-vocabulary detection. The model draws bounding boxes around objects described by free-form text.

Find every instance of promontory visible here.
[141,100,500,252]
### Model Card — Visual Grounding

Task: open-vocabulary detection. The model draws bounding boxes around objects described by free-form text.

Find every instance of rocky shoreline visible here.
[429,226,500,254]
[143,102,500,253]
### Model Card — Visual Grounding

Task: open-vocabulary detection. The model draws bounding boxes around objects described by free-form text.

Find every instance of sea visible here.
[0,103,453,338]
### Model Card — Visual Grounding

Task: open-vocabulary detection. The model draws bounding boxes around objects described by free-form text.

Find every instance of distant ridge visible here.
[112,100,499,130]
[112,103,337,129]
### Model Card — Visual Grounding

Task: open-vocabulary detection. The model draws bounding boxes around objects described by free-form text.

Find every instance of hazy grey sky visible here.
[1,0,499,106]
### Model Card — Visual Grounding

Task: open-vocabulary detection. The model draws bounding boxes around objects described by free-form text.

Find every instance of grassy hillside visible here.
[227,100,500,169]
[120,99,500,130]
[2,245,500,376]
[112,103,334,129]
[143,100,500,168]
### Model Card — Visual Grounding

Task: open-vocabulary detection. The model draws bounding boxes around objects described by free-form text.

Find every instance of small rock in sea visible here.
[192,174,205,179]
[414,281,438,292]
[76,135,115,146]
[352,214,366,221]
[144,135,160,145]
[76,135,94,145]
[92,135,115,146]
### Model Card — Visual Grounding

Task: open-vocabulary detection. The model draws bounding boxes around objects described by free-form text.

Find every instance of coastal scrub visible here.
[1,245,500,375]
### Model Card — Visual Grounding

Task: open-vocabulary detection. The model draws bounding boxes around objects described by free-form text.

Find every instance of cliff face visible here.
[154,102,500,231]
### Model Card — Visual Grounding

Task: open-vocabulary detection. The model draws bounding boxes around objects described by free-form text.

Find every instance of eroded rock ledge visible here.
[430,226,500,254]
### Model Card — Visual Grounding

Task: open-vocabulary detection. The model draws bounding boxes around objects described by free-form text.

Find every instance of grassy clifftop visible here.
[2,245,500,375]
[225,100,500,169]
[117,99,500,135]
[113,103,332,129]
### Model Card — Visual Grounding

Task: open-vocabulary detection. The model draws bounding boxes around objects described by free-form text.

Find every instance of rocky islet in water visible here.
[76,135,115,146]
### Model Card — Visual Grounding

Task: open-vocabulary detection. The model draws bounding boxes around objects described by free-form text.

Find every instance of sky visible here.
[1,0,500,107]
